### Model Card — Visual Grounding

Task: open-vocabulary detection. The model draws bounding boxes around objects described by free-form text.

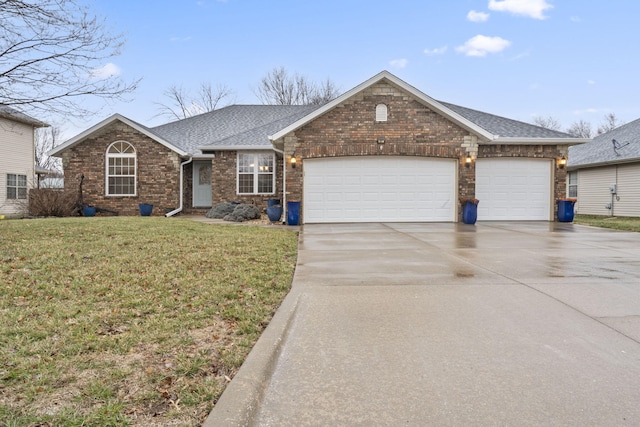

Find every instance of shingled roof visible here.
[440,102,576,139]
[0,105,48,127]
[151,105,318,154]
[568,118,640,169]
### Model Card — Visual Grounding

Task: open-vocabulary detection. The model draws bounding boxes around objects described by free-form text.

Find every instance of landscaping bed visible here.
[0,217,298,426]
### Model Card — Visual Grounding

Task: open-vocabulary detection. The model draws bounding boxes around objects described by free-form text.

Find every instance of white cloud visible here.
[488,0,553,20]
[456,35,511,57]
[424,46,448,55]
[390,58,408,68]
[467,10,490,22]
[91,63,121,79]
[587,80,596,85]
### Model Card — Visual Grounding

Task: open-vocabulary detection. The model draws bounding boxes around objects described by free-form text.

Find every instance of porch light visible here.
[465,155,473,168]
[558,155,567,169]
[377,136,386,144]
[290,156,297,168]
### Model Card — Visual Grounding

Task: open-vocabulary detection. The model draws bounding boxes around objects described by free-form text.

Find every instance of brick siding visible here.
[61,121,181,216]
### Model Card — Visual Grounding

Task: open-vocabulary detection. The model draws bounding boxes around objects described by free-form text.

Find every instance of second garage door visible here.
[476,158,552,221]
[303,156,456,223]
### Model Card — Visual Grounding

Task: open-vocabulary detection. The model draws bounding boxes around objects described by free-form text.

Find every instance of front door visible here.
[193,161,212,207]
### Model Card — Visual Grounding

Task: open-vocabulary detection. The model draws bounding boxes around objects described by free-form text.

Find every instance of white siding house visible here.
[0,107,48,216]
[568,118,640,217]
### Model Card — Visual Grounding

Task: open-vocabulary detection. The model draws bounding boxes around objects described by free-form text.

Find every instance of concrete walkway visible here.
[206,222,640,426]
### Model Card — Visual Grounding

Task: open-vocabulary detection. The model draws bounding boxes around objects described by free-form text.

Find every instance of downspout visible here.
[166,157,193,217]
[272,147,287,224]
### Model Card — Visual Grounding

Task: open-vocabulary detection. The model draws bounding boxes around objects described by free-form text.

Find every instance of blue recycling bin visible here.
[462,200,478,224]
[557,199,575,222]
[287,201,300,225]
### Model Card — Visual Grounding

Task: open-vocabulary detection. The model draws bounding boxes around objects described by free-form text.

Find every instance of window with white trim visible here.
[6,174,27,199]
[237,152,275,194]
[106,141,136,196]
[375,104,388,122]
[568,171,577,198]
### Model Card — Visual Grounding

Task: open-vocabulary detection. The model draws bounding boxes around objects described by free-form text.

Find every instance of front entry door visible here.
[193,161,212,207]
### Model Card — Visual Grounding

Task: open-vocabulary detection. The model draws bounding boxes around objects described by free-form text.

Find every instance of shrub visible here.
[206,202,236,219]
[28,189,77,217]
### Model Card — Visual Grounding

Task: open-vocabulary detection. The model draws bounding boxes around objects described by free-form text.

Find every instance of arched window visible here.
[375,104,388,122]
[106,141,136,196]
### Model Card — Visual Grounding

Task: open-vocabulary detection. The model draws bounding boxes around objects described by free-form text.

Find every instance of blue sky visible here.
[67,0,640,138]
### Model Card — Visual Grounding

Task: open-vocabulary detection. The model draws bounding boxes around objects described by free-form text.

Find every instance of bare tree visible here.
[254,67,340,105]
[0,0,139,118]
[566,120,592,138]
[597,113,623,135]
[533,115,563,131]
[155,83,234,121]
[35,126,62,172]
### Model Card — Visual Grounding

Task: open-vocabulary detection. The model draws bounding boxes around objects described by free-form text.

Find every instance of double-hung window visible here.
[6,174,27,199]
[237,152,275,194]
[106,141,136,196]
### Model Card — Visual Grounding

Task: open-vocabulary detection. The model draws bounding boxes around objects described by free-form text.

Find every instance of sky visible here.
[62,0,640,139]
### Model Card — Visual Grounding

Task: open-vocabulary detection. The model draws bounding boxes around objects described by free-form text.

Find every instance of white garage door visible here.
[303,156,456,223]
[476,159,552,220]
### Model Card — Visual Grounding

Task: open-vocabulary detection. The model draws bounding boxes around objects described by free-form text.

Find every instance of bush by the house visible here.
[28,189,77,217]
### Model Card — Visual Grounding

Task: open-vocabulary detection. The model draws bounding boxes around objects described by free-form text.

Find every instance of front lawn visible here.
[0,217,298,426]
[574,215,640,232]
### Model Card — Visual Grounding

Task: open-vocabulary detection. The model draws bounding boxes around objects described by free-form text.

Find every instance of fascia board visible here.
[48,114,188,157]
[198,145,275,151]
[490,137,591,145]
[268,70,496,142]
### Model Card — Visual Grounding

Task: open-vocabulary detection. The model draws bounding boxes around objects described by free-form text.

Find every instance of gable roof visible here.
[151,105,318,153]
[269,70,587,145]
[0,106,49,128]
[568,118,640,169]
[48,114,188,157]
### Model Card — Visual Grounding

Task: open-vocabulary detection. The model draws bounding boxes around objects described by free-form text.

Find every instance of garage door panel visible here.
[304,157,456,223]
[476,159,551,221]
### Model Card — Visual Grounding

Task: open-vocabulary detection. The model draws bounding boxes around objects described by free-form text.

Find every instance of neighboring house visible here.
[0,106,48,216]
[49,71,587,223]
[567,118,640,217]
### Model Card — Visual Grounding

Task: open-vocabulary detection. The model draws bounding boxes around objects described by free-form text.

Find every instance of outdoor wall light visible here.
[377,136,386,144]
[290,156,297,168]
[465,155,473,168]
[558,155,567,169]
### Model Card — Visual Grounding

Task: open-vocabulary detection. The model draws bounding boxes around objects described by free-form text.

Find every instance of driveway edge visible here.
[203,274,302,426]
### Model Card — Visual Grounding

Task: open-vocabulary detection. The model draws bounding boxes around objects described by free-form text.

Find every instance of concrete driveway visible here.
[206,222,640,426]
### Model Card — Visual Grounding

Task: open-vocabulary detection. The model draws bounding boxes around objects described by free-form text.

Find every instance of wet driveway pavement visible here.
[209,222,640,426]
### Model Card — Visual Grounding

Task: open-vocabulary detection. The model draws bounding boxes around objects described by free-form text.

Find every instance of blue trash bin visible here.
[557,199,575,222]
[287,201,300,225]
[462,200,478,224]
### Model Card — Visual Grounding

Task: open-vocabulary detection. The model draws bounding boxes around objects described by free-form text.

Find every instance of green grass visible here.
[0,217,298,426]
[574,214,640,232]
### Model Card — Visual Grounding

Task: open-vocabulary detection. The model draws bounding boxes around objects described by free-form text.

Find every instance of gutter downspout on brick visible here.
[165,157,193,217]
[272,147,287,224]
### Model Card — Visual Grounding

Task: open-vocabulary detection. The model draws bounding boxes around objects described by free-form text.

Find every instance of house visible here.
[567,118,640,217]
[49,71,588,223]
[0,106,49,216]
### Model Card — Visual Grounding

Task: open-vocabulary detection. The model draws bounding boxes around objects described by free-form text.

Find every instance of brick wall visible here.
[211,151,285,209]
[61,121,181,216]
